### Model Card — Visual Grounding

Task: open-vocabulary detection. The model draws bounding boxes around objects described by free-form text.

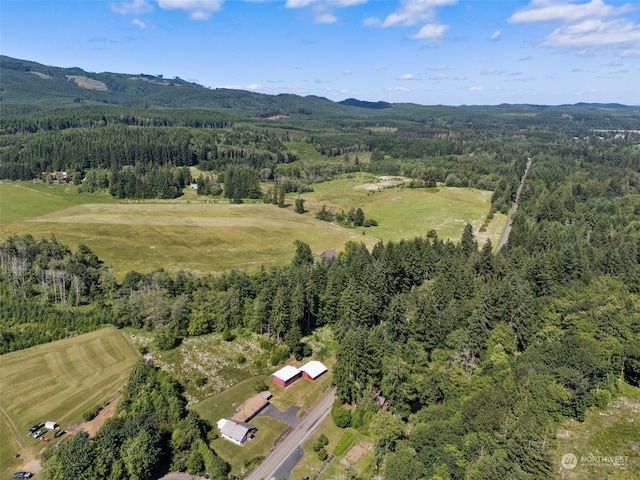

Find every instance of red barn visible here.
[272,365,302,387]
[299,360,328,380]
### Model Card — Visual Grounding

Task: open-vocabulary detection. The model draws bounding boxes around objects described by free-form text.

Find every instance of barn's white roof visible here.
[300,360,328,379]
[272,365,301,381]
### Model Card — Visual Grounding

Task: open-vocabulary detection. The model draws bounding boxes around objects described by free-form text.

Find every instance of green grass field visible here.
[0,327,139,474]
[554,383,640,479]
[0,177,504,279]
[297,173,506,244]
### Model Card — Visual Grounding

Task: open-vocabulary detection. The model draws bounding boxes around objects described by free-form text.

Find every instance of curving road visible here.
[246,388,336,480]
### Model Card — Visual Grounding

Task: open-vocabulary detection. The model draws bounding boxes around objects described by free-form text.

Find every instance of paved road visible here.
[246,388,336,480]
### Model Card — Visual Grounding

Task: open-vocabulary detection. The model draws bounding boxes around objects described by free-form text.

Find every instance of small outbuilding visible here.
[299,360,328,380]
[218,419,257,446]
[44,421,58,430]
[272,365,302,388]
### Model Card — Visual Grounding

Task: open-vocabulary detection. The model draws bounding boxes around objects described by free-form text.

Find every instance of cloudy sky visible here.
[2,0,639,105]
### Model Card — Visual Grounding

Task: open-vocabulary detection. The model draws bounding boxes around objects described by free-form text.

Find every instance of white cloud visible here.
[342,69,354,75]
[509,0,634,24]
[388,86,410,92]
[364,0,457,41]
[375,66,389,72]
[509,1,640,50]
[246,84,261,90]
[398,73,422,80]
[156,0,224,20]
[286,0,368,24]
[412,23,449,41]
[481,68,503,75]
[541,18,640,47]
[491,29,502,41]
[111,0,152,15]
[314,11,337,23]
[429,64,450,71]
[469,86,483,91]
[365,0,457,27]
[620,48,640,57]
[132,18,148,28]
[429,74,447,81]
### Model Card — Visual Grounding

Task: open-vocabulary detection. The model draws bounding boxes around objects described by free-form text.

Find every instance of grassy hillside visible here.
[1,179,502,278]
[0,327,139,474]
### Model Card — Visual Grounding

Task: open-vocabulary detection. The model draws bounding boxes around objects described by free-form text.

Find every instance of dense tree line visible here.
[40,360,230,480]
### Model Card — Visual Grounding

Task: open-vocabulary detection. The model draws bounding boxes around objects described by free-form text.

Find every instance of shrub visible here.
[253,378,269,393]
[317,448,328,461]
[270,345,290,366]
[222,327,235,342]
[259,337,276,351]
[313,433,329,451]
[331,404,352,428]
[82,405,101,421]
[194,373,207,387]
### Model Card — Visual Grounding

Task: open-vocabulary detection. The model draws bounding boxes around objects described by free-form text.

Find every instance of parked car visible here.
[27,423,44,436]
[33,428,48,439]
[54,429,66,438]
[12,472,33,478]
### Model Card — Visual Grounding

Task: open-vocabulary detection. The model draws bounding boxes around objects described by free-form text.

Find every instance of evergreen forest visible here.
[1,56,640,479]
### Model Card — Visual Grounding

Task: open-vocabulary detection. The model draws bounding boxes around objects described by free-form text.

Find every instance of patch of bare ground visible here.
[68,395,120,437]
[65,75,108,91]
[354,176,410,190]
[340,441,372,467]
[29,71,51,79]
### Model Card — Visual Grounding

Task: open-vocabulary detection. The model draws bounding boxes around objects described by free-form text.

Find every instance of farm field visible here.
[298,173,507,245]
[0,327,139,475]
[0,177,504,279]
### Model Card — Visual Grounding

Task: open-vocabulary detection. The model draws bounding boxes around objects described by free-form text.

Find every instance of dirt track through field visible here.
[0,405,24,454]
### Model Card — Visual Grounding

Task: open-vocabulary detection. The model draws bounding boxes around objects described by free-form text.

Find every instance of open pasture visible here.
[299,173,507,244]
[0,187,377,278]
[0,327,139,471]
[0,182,114,225]
[1,176,504,279]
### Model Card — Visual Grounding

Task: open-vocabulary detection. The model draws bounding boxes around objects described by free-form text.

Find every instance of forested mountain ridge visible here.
[2,55,639,125]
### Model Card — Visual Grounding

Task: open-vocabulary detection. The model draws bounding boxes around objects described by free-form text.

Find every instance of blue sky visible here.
[2,0,639,105]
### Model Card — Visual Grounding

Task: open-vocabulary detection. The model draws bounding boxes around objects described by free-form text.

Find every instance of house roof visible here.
[220,419,255,443]
[299,360,328,379]
[272,365,301,382]
[320,249,338,260]
[231,393,271,422]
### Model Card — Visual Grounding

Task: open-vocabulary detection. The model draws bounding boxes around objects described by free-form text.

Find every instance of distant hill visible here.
[1,55,638,127]
[339,98,391,109]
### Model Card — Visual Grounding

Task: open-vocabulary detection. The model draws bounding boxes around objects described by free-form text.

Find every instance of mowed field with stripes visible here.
[0,327,139,473]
